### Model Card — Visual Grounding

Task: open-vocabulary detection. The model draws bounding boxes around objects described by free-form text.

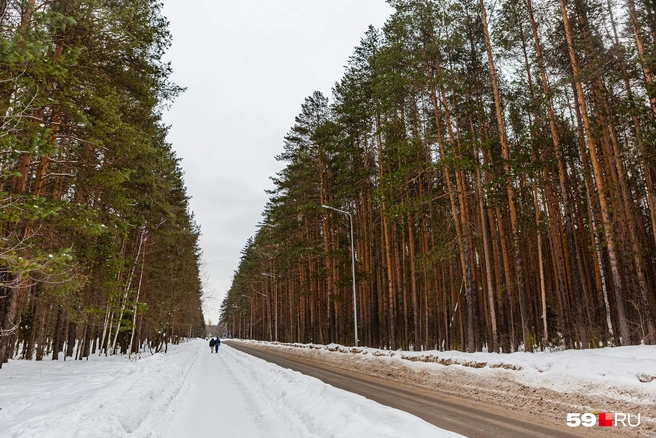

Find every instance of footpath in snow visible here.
[0,339,461,438]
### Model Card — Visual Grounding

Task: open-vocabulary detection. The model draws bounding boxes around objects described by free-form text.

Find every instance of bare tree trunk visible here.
[51,308,63,360]
[111,228,147,353]
[558,0,631,344]
[605,0,656,251]
[626,0,656,122]
[476,165,498,351]
[480,0,531,351]
[406,206,420,349]
[129,233,148,355]
[375,111,397,350]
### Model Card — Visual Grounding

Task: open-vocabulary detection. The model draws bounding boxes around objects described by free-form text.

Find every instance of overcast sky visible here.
[160,1,394,324]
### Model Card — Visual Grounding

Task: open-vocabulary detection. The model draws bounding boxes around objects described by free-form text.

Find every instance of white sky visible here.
[160,1,394,324]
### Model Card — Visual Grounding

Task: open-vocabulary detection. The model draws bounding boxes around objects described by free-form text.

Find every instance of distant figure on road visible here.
[214,337,220,353]
[209,337,215,353]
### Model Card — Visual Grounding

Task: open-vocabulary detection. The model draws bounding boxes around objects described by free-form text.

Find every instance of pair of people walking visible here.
[209,337,220,353]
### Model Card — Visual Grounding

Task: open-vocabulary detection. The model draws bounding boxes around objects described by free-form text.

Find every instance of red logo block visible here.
[599,412,613,427]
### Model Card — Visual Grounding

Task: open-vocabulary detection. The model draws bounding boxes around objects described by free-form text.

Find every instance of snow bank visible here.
[0,342,199,438]
[394,344,656,403]
[239,341,656,407]
[0,340,462,437]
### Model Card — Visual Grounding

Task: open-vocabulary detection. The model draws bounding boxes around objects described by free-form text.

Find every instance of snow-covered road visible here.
[164,343,277,437]
[165,342,459,437]
[0,340,461,437]
[2,338,655,437]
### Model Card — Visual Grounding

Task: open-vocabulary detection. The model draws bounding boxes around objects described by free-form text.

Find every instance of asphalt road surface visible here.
[227,342,593,438]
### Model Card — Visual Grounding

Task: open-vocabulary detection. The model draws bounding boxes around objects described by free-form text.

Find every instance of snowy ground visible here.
[0,340,462,438]
[234,340,656,436]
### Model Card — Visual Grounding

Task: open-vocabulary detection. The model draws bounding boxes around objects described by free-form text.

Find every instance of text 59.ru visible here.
[567,412,641,428]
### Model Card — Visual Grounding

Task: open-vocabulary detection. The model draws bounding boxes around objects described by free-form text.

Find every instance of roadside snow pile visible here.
[0,341,199,438]
[239,341,656,407]
[0,339,463,438]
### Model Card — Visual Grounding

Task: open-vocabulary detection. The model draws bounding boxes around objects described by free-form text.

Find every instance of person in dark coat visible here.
[209,337,215,353]
[214,337,220,353]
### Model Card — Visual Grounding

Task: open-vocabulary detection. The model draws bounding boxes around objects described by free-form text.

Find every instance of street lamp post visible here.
[322,204,359,347]
[241,295,253,339]
[253,290,271,341]
[230,304,239,338]
[262,272,278,342]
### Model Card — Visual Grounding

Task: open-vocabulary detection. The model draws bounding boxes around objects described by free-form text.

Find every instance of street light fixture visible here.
[321,204,359,347]
[262,272,278,342]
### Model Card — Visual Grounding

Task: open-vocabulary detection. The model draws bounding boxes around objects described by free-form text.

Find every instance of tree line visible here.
[221,0,656,352]
[0,0,204,367]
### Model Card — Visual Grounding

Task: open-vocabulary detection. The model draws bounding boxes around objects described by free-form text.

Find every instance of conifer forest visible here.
[221,0,656,353]
[0,0,204,367]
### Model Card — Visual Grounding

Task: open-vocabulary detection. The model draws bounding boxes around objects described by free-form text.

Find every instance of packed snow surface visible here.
[0,340,461,438]
[3,339,654,438]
